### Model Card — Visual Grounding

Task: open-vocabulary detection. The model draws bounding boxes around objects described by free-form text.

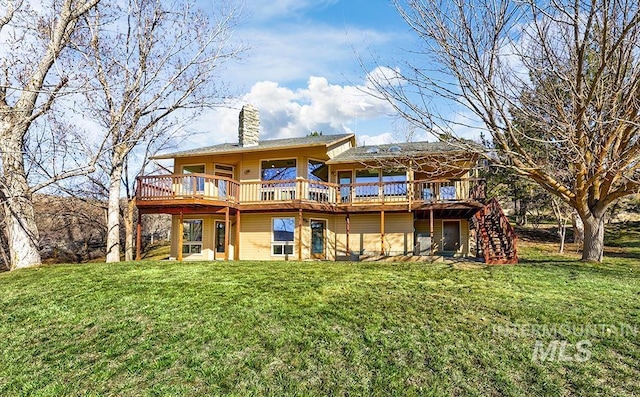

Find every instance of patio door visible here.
[338,171,352,203]
[310,219,326,259]
[442,221,460,252]
[215,221,226,259]
[214,164,234,199]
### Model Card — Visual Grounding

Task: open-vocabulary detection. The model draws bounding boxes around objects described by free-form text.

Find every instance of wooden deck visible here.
[136,174,486,214]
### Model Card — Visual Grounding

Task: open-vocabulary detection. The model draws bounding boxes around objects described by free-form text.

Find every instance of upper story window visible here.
[355,169,379,197]
[308,159,327,182]
[182,164,205,194]
[261,159,297,181]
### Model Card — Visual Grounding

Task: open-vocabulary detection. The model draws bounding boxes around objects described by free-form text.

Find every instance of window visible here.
[308,159,329,201]
[355,169,379,197]
[261,159,297,181]
[182,164,205,194]
[440,182,457,200]
[261,159,297,201]
[382,170,407,196]
[308,159,327,182]
[182,219,203,254]
[272,217,294,256]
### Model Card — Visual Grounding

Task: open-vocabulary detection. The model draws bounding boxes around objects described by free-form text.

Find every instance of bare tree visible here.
[0,0,100,270]
[81,0,244,263]
[371,0,640,262]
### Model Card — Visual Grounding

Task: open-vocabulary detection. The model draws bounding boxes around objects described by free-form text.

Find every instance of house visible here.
[135,105,517,264]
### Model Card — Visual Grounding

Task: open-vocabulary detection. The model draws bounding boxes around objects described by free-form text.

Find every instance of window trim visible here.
[260,157,298,181]
[336,169,353,203]
[307,157,327,181]
[182,218,204,256]
[309,217,328,258]
[271,216,295,256]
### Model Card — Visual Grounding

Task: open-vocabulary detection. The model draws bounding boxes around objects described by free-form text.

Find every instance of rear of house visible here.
[136,105,517,264]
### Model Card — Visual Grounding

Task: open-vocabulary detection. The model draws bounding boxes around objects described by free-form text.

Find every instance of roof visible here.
[326,141,479,164]
[152,133,355,159]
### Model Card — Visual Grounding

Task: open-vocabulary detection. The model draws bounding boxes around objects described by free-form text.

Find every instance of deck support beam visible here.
[135,211,142,261]
[224,207,230,261]
[345,214,350,258]
[177,212,184,262]
[380,210,385,256]
[430,208,434,256]
[298,209,303,261]
[235,210,240,260]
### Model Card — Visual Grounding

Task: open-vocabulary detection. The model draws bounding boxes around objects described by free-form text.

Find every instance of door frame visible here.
[442,220,461,252]
[214,220,226,260]
[336,169,353,203]
[309,218,328,259]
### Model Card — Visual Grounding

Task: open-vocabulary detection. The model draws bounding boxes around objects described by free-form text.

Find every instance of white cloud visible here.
[356,132,395,146]
[187,73,396,147]
[365,66,403,90]
[228,24,402,89]
[242,0,338,22]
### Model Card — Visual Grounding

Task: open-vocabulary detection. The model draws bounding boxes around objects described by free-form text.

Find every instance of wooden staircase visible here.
[472,197,518,264]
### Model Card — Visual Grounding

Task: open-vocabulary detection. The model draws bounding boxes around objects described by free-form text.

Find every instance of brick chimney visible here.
[238,104,259,147]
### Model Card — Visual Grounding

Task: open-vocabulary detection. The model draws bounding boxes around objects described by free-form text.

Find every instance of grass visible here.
[0,242,639,395]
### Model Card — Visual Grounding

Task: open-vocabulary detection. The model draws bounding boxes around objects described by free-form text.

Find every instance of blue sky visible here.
[187,0,424,148]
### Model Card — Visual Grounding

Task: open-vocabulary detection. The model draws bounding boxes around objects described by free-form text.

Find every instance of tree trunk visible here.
[582,214,605,262]
[572,213,584,249]
[558,219,566,254]
[106,164,123,263]
[1,133,42,269]
[124,199,136,261]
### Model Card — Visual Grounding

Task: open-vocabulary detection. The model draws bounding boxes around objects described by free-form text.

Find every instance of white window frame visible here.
[181,163,206,194]
[260,157,298,181]
[271,216,295,256]
[182,218,204,255]
[336,169,353,203]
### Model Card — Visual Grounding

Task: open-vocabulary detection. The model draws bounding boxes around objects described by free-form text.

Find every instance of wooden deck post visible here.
[135,211,142,261]
[429,208,434,256]
[345,214,350,258]
[177,212,184,262]
[224,207,230,261]
[298,209,303,261]
[380,210,385,256]
[234,210,240,260]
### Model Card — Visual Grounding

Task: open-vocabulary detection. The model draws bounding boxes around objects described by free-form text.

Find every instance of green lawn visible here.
[1,246,638,396]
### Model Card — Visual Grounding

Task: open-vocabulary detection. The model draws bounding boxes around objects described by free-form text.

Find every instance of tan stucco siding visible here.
[433,219,443,252]
[461,219,470,256]
[326,139,354,159]
[415,219,430,234]
[383,212,414,255]
[348,214,381,256]
[238,213,274,260]
[333,213,412,257]
[238,212,303,260]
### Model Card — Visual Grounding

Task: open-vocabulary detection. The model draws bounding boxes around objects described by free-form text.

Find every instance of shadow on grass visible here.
[516,255,640,281]
[603,249,640,260]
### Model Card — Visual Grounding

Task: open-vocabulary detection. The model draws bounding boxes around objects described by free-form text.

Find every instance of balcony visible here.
[136,174,485,211]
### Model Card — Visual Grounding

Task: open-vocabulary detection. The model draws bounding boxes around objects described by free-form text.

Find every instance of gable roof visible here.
[326,141,479,164]
[152,133,355,160]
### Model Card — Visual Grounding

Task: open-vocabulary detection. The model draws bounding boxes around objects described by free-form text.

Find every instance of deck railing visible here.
[137,173,239,202]
[136,174,485,205]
